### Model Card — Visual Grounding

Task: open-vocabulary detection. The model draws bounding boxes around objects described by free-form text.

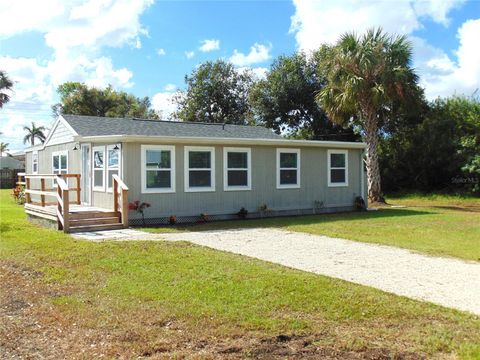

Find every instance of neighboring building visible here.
[9,150,26,167]
[24,115,367,224]
[0,156,24,170]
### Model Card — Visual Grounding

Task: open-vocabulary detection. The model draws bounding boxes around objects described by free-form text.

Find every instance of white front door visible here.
[81,144,91,205]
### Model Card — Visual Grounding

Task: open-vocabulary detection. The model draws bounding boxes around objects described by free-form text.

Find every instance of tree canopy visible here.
[173,60,253,124]
[52,82,159,119]
[23,122,46,146]
[316,28,421,202]
[0,70,14,109]
[249,53,358,140]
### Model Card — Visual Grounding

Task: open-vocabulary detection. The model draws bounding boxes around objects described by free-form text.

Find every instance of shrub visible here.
[169,215,177,225]
[236,207,248,219]
[128,200,151,226]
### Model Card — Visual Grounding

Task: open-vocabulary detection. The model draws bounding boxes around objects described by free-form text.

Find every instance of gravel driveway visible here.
[160,228,480,315]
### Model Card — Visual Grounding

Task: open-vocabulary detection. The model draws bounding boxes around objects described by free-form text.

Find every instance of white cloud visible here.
[237,66,268,80]
[229,43,272,66]
[199,39,220,52]
[185,51,195,59]
[417,19,480,99]
[289,0,476,99]
[0,0,154,149]
[164,84,177,92]
[152,92,178,119]
[157,48,166,56]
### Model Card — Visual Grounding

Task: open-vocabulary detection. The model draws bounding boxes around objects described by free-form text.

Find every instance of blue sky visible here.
[1,0,479,150]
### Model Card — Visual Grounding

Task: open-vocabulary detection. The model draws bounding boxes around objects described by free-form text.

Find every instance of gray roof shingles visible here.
[63,115,282,140]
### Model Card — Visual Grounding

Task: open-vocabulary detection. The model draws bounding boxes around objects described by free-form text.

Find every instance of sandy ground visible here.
[72,227,480,315]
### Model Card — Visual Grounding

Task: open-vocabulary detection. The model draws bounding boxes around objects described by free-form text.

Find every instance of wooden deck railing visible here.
[20,173,81,207]
[112,174,129,227]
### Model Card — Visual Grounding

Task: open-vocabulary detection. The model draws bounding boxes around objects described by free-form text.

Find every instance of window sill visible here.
[276,184,300,189]
[328,183,349,187]
[224,186,251,191]
[185,187,216,193]
[141,188,176,194]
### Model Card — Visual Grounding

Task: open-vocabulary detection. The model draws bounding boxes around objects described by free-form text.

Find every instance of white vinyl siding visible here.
[223,147,251,191]
[184,146,215,192]
[141,145,175,193]
[328,149,348,187]
[276,148,300,189]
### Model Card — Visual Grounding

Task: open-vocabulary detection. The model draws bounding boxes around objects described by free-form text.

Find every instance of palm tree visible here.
[0,70,14,108]
[23,122,46,146]
[0,142,10,156]
[316,28,419,203]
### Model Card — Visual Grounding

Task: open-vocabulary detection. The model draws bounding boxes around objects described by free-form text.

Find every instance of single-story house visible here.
[24,114,367,226]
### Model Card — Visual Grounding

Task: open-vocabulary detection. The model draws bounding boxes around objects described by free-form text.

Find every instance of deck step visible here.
[68,223,124,233]
[69,211,119,220]
[69,217,120,226]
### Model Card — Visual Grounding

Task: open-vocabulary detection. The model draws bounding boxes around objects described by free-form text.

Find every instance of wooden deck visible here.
[19,173,129,233]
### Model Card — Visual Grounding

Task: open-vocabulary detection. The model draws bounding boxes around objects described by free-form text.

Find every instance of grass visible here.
[143,194,480,261]
[1,189,479,358]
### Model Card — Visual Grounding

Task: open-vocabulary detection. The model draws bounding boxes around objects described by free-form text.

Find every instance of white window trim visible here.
[92,146,105,192]
[276,148,301,189]
[328,149,349,187]
[32,150,38,174]
[106,144,121,193]
[141,145,176,194]
[51,150,68,187]
[184,146,215,192]
[223,147,251,191]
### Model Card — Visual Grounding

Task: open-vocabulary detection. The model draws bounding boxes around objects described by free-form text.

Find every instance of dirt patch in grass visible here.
[0,259,430,359]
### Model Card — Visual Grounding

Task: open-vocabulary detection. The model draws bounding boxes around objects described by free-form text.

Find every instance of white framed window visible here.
[32,150,38,174]
[106,144,121,192]
[276,148,300,189]
[184,146,215,192]
[223,147,251,191]
[141,145,175,193]
[52,150,68,186]
[93,146,105,191]
[328,149,348,187]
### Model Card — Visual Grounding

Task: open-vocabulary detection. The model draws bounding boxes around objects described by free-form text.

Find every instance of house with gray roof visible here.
[25,114,366,227]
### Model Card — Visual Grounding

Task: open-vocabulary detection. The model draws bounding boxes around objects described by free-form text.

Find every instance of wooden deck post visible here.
[63,188,70,232]
[113,178,119,213]
[121,188,128,227]
[40,178,46,207]
[76,174,81,205]
[25,178,31,204]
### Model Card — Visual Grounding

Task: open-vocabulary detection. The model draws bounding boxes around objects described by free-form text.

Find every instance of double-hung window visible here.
[276,148,300,189]
[32,151,38,174]
[328,149,348,187]
[93,146,105,191]
[141,145,175,193]
[185,146,215,192]
[223,147,251,191]
[106,145,120,191]
[52,151,68,185]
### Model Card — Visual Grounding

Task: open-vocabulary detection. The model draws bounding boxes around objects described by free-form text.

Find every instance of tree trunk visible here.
[364,118,385,204]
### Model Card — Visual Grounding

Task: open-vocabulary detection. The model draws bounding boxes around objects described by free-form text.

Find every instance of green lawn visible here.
[144,194,480,261]
[1,189,479,358]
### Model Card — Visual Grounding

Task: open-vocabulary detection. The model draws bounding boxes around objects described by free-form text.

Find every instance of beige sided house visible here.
[24,115,366,231]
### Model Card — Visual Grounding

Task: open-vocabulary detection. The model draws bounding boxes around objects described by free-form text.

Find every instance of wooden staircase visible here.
[68,211,124,233]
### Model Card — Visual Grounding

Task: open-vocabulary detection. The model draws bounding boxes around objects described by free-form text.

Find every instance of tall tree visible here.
[174,60,253,124]
[23,122,46,146]
[0,70,14,108]
[316,28,420,203]
[0,142,10,156]
[52,82,159,119]
[250,53,358,140]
